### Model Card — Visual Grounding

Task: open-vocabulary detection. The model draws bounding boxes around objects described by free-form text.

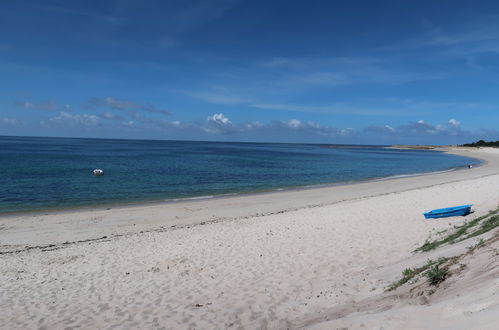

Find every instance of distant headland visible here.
[462,140,499,148]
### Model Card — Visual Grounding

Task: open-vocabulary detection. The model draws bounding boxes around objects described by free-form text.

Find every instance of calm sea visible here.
[0,136,479,214]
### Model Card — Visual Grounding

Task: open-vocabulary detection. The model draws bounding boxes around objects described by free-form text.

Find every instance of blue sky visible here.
[1,0,499,144]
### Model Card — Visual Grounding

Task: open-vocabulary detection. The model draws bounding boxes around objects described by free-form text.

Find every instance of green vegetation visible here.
[402,268,416,277]
[415,208,499,252]
[388,207,499,291]
[426,265,448,285]
[386,257,451,291]
[464,215,499,240]
[462,140,499,148]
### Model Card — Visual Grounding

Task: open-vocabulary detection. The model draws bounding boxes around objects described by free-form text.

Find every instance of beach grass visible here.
[388,206,499,292]
[386,257,453,291]
[415,207,499,252]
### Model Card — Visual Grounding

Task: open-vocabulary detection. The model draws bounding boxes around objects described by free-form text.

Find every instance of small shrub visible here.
[402,268,415,277]
[426,265,447,285]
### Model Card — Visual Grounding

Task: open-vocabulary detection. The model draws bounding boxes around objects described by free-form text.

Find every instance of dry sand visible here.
[1,147,499,329]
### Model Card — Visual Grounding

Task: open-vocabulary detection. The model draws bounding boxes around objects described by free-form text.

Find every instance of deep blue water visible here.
[0,136,480,214]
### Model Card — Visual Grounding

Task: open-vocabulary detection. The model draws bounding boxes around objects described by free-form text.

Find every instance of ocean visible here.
[0,136,480,214]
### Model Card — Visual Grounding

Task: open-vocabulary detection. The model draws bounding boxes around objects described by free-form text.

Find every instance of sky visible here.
[1,0,499,144]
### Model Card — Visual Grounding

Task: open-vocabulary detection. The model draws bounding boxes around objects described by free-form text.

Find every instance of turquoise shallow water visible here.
[0,136,480,214]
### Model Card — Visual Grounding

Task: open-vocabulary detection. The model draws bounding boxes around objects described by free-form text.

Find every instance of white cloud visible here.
[365,124,396,134]
[121,120,135,127]
[340,128,355,136]
[203,113,234,134]
[207,113,231,125]
[286,119,301,128]
[100,112,130,123]
[385,125,395,132]
[101,112,118,120]
[46,111,99,127]
[16,100,62,111]
[449,118,461,127]
[306,121,321,129]
[358,119,499,145]
[242,121,264,130]
[160,120,190,129]
[198,116,498,143]
[2,117,20,125]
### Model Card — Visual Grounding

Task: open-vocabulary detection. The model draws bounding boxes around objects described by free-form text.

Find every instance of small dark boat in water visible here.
[423,205,472,219]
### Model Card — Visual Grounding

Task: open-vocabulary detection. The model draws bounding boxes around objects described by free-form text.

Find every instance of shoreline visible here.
[0,147,495,251]
[0,146,482,219]
[1,147,499,328]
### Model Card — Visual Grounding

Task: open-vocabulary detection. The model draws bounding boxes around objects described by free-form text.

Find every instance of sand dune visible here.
[299,233,499,330]
[1,147,499,329]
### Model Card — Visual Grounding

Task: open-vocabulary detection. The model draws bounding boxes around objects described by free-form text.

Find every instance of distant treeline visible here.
[462,140,499,147]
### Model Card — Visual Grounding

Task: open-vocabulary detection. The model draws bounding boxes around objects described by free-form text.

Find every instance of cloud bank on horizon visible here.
[1,0,499,144]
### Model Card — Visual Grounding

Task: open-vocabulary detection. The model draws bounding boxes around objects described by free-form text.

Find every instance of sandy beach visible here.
[1,147,499,329]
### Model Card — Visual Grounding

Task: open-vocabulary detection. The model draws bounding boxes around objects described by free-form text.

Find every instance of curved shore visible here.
[1,147,499,329]
[0,147,494,250]
[0,144,479,217]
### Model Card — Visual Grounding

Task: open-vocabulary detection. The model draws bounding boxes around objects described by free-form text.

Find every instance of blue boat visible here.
[423,205,472,219]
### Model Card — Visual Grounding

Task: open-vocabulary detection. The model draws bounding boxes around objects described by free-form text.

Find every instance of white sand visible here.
[1,147,499,329]
[301,233,499,330]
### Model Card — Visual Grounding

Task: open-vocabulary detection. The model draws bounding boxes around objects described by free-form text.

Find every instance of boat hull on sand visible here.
[424,205,472,219]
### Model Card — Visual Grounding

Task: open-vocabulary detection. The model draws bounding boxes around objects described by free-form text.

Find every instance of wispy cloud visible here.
[250,103,399,116]
[181,55,444,112]
[109,0,241,48]
[87,97,171,115]
[43,111,100,127]
[32,3,119,25]
[125,110,156,124]
[185,90,251,105]
[421,18,499,51]
[99,112,126,122]
[376,16,499,68]
[2,117,20,125]
[184,88,495,117]
[255,56,442,88]
[164,0,240,34]
[364,118,470,140]
[375,98,499,111]
[183,88,405,116]
[16,100,71,111]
